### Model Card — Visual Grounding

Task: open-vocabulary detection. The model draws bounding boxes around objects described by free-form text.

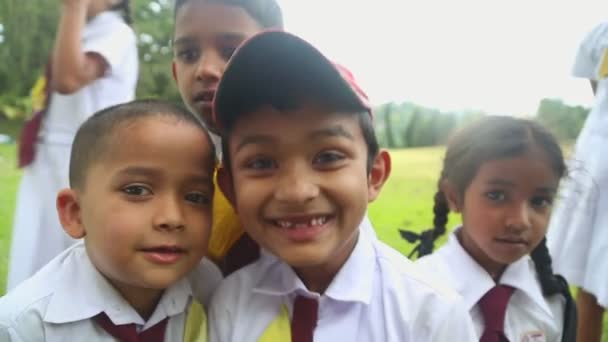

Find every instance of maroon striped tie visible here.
[291,295,318,342]
[93,312,168,342]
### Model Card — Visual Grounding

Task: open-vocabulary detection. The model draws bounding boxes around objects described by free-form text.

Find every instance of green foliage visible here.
[374,102,485,149]
[0,0,181,121]
[536,98,589,141]
[133,0,181,102]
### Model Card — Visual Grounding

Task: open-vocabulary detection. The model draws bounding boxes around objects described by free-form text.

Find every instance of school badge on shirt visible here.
[521,331,546,342]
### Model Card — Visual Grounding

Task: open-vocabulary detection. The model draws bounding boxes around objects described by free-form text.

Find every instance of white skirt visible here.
[6,142,78,291]
[547,108,608,308]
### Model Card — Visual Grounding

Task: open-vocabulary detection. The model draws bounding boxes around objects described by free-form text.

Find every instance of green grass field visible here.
[0,140,607,339]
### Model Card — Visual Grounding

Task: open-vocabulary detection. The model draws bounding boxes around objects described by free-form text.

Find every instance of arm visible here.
[51,0,107,94]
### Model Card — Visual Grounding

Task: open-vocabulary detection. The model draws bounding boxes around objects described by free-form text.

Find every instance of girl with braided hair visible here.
[416,116,576,342]
[8,0,138,290]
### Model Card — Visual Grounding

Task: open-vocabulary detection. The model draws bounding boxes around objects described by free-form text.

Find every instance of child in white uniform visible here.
[8,0,139,290]
[207,31,477,342]
[0,100,221,341]
[546,21,608,342]
[416,116,576,341]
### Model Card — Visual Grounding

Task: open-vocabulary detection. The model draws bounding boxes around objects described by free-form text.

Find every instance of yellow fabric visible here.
[207,172,244,262]
[258,305,291,342]
[599,47,608,79]
[183,299,208,342]
[30,75,47,113]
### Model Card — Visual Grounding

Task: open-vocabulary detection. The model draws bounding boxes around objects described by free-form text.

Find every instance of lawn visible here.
[0,140,607,339]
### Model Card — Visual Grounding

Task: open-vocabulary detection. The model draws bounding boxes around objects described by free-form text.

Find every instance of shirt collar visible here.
[253,225,376,305]
[500,254,556,320]
[440,230,496,310]
[442,229,556,320]
[45,242,193,328]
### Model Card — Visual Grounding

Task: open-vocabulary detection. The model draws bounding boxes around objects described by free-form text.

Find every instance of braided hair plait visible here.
[400,172,450,258]
[530,239,577,342]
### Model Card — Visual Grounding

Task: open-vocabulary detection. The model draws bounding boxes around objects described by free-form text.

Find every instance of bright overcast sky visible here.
[279,0,608,115]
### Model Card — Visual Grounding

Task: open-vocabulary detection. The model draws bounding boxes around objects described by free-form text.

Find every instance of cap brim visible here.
[213,30,368,132]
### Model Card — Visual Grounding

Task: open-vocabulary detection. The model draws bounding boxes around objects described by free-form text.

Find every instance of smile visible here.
[267,215,334,242]
[272,215,330,229]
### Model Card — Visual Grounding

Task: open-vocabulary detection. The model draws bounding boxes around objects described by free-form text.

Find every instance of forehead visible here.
[174,1,262,39]
[229,104,364,144]
[472,148,560,188]
[100,117,213,166]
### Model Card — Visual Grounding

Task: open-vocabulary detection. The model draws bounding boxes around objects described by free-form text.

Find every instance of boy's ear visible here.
[56,189,86,239]
[171,62,178,83]
[440,179,462,213]
[217,166,237,209]
[367,149,391,202]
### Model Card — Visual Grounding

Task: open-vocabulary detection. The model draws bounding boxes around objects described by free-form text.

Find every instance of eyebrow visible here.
[235,135,275,153]
[173,33,247,48]
[309,125,354,140]
[234,125,355,153]
[117,166,162,178]
[486,178,557,194]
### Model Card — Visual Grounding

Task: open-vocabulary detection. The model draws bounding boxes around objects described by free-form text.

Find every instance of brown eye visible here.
[122,185,152,196]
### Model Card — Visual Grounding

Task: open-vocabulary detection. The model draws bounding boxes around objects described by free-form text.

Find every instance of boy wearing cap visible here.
[208,31,477,342]
[171,0,378,276]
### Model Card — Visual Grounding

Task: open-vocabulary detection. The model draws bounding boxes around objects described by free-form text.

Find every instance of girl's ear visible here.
[440,179,462,213]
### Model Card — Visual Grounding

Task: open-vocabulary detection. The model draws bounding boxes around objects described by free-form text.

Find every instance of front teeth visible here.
[275,216,327,229]
[277,220,292,228]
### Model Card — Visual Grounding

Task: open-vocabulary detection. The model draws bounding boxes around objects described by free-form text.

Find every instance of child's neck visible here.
[108,278,165,320]
[456,229,507,283]
[293,231,360,294]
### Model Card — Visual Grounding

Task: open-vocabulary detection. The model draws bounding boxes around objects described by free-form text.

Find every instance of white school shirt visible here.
[417,230,565,342]
[0,242,222,342]
[209,224,477,342]
[41,10,138,145]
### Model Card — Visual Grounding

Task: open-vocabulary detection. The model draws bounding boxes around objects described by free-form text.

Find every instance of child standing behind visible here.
[208,31,477,342]
[8,0,139,290]
[416,116,576,341]
[0,100,221,341]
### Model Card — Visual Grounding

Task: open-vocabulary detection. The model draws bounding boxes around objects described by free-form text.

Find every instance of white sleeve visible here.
[208,286,232,342]
[188,258,223,308]
[572,22,608,80]
[82,17,136,74]
[430,301,478,342]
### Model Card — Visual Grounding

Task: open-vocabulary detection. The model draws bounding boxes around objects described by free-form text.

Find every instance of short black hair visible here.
[69,99,215,190]
[174,0,284,29]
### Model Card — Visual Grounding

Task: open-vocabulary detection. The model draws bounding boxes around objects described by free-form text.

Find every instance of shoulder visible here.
[0,243,87,326]
[0,266,61,339]
[373,241,466,318]
[375,241,460,301]
[210,258,268,306]
[84,11,135,43]
[372,241,475,338]
[187,257,223,307]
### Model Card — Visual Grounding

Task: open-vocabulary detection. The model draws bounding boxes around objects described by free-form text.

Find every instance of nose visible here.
[505,202,532,232]
[273,165,319,204]
[154,194,185,231]
[195,49,223,83]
